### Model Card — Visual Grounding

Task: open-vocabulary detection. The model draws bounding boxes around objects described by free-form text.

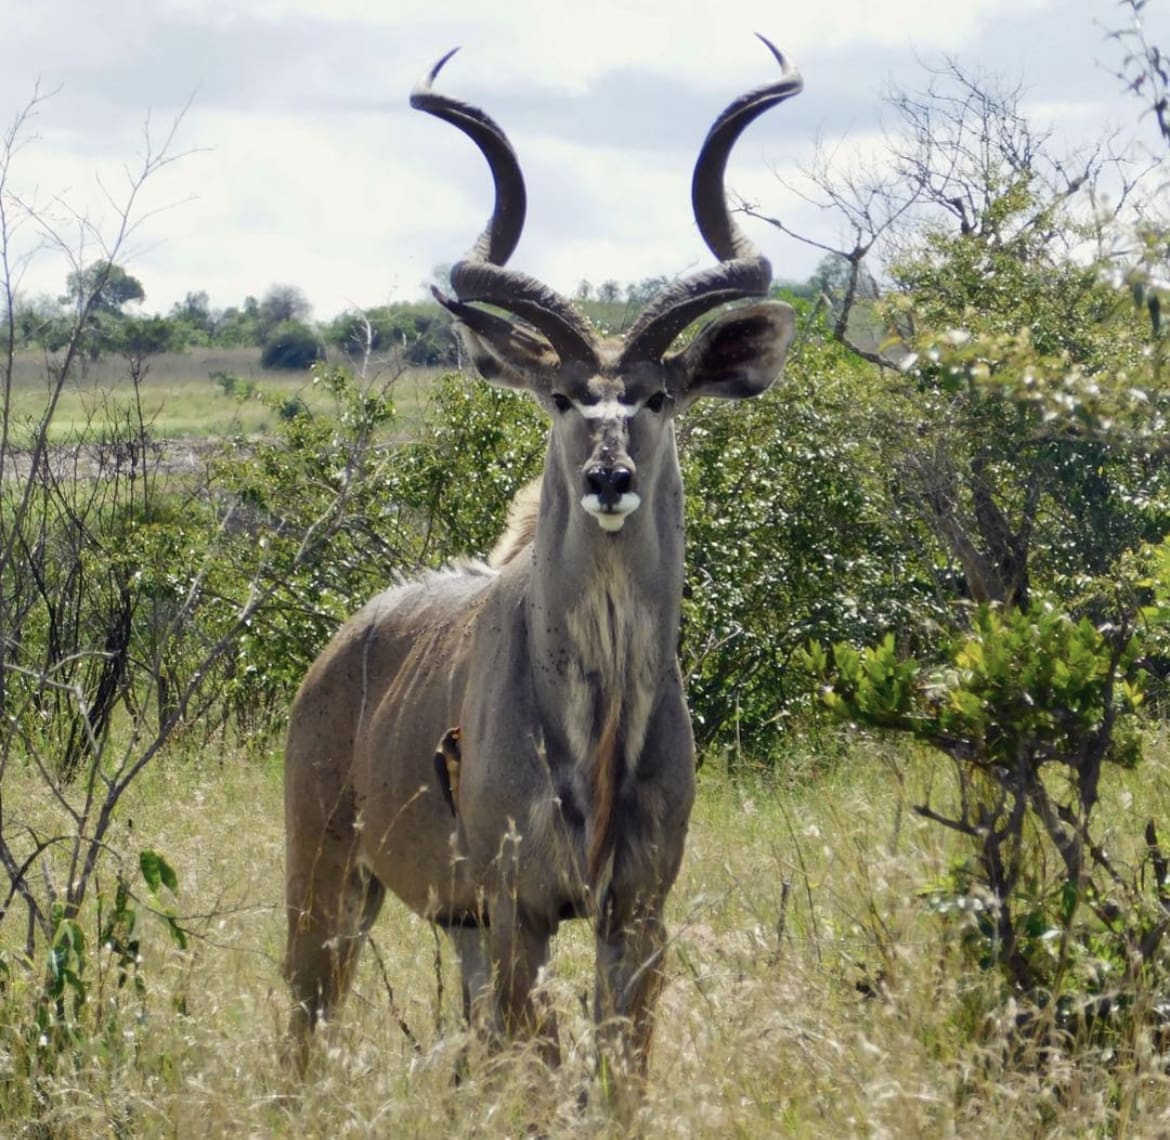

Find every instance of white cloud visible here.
[0,0,1161,318]
[144,0,1056,88]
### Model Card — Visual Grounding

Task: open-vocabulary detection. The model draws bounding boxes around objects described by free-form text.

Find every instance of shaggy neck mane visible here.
[488,478,542,569]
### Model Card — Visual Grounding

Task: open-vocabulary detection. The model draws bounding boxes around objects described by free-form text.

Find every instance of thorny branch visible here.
[1108,0,1170,149]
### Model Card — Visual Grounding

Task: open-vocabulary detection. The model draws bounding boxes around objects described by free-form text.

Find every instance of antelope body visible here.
[284,38,802,1079]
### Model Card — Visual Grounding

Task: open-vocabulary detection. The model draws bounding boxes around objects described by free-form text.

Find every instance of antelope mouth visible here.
[580,492,642,532]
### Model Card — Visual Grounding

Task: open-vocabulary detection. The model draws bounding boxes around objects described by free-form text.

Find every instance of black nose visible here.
[585,466,632,508]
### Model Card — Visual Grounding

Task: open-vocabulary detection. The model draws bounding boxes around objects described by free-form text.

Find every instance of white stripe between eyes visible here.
[574,399,635,420]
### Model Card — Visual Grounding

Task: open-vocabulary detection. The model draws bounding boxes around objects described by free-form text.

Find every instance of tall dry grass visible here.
[6,732,1170,1137]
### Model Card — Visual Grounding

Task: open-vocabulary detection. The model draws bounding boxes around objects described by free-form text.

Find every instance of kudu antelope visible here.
[284,37,802,1078]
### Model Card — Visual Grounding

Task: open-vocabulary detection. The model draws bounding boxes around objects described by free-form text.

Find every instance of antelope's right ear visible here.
[666,300,795,410]
[453,320,557,392]
[437,288,556,392]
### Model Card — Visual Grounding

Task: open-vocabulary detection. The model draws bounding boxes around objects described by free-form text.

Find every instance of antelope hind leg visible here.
[284,858,386,1073]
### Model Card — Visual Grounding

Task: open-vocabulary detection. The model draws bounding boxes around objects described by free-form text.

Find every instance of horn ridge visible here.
[442,263,600,367]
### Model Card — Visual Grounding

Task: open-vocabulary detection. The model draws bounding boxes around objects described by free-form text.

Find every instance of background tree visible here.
[256,283,311,341]
[58,260,148,362]
[624,276,673,305]
[750,59,1164,610]
[597,279,620,303]
[109,314,188,384]
[325,302,455,368]
[213,294,261,346]
[10,293,71,352]
[59,260,145,317]
[168,289,215,344]
[253,284,317,368]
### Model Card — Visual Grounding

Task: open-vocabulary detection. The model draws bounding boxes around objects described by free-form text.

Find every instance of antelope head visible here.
[412,38,802,533]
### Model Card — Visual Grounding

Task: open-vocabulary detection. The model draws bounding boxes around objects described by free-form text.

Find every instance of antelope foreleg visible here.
[447,924,492,1025]
[488,893,560,1065]
[594,893,668,1086]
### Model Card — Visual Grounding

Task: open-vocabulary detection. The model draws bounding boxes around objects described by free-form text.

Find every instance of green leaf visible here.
[140,849,179,896]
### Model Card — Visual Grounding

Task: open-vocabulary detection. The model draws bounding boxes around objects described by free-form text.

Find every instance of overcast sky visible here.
[1,0,1164,321]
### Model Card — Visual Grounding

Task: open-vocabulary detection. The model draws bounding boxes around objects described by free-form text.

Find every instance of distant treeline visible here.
[4,262,826,373]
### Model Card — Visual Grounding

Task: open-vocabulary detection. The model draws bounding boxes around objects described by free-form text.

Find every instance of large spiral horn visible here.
[619,36,802,365]
[411,50,599,366]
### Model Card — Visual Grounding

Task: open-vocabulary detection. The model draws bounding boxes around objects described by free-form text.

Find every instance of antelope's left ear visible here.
[666,300,795,410]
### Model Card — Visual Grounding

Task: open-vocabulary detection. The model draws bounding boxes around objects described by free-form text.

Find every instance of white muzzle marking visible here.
[581,492,642,532]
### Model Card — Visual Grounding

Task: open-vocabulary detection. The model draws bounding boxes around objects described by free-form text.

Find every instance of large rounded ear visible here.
[449,307,558,394]
[665,300,795,410]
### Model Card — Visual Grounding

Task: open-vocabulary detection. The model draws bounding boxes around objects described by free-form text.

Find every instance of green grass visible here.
[6,733,1170,1136]
[2,348,442,443]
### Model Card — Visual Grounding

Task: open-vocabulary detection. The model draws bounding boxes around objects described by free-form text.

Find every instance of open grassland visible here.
[3,348,439,443]
[6,734,1170,1137]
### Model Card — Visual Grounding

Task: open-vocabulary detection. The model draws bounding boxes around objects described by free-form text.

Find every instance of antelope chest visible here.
[559,572,660,774]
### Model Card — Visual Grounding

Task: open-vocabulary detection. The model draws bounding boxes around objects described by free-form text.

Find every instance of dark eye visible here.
[551,393,572,414]
[645,391,668,413]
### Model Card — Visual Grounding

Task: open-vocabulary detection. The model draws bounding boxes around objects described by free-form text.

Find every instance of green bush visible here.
[388,373,546,561]
[204,368,544,733]
[209,369,256,399]
[807,565,1170,1047]
[260,319,322,369]
[678,313,944,765]
[326,302,456,367]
